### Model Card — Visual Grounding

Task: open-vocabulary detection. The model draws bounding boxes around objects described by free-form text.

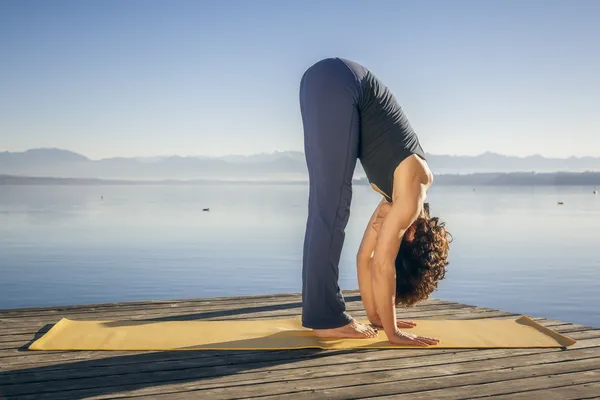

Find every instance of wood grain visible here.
[0,291,597,400]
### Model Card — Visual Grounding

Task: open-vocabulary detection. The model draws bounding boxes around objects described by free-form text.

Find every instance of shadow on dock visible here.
[100,295,360,326]
[1,296,365,399]
[2,292,598,399]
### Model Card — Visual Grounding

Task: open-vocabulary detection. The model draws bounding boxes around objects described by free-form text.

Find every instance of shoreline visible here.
[2,172,600,186]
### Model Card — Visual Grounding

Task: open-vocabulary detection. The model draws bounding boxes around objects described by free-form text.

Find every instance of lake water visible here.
[1,184,599,328]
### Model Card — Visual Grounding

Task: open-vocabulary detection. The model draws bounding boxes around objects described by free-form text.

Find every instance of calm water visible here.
[1,184,599,327]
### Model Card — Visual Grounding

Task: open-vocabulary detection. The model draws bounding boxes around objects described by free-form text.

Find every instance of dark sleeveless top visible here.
[356,69,426,202]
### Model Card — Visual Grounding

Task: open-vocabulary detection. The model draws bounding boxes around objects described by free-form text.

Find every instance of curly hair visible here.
[394,204,451,307]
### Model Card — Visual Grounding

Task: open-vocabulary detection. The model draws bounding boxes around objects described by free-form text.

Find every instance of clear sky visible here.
[1,0,599,159]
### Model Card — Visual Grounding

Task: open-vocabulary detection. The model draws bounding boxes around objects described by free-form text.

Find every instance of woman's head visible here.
[394,203,451,307]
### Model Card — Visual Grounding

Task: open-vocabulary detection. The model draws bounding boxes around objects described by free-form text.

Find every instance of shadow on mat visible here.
[0,296,365,399]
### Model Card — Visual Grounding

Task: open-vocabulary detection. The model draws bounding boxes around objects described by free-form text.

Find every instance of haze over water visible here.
[1,183,599,328]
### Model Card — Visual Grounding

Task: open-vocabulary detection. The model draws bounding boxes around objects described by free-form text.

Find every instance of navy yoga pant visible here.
[299,58,369,329]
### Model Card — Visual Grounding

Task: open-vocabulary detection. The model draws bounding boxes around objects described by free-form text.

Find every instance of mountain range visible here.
[1,148,599,180]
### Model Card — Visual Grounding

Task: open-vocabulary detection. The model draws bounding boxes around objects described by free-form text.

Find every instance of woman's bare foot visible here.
[313,319,378,339]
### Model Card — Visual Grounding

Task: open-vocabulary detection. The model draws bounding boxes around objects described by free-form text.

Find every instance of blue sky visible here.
[1,0,599,159]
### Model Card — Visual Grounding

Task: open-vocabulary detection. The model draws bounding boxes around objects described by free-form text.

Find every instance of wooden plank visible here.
[0,301,466,330]
[357,370,600,400]
[0,291,452,318]
[0,306,475,334]
[0,300,470,329]
[2,330,599,388]
[0,305,509,336]
[472,382,600,400]
[0,292,314,315]
[219,359,600,400]
[2,330,598,399]
[0,296,305,320]
[14,354,600,399]
[77,381,600,400]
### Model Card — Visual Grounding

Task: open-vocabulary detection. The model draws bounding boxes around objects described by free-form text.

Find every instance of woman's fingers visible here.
[396,320,416,328]
[372,221,381,233]
[391,330,427,347]
[417,336,440,345]
[414,340,430,346]
[405,337,429,347]
[390,329,440,347]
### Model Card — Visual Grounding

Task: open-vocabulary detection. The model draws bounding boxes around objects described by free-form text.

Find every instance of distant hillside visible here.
[1,148,599,180]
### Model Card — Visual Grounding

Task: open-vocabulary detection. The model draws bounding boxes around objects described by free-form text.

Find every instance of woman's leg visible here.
[299,58,361,329]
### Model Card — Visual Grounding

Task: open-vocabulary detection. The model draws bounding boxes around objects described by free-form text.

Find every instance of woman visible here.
[300,57,451,345]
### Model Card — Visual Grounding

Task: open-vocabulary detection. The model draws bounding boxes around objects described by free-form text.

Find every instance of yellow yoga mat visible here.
[29,316,575,351]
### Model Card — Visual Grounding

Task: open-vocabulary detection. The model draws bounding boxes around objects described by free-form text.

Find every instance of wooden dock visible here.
[1,290,599,399]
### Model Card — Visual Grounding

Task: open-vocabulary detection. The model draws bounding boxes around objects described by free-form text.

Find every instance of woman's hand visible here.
[389,328,440,347]
[371,202,392,234]
[369,314,417,329]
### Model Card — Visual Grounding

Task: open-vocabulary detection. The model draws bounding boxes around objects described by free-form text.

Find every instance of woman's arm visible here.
[357,198,389,323]
[370,177,424,340]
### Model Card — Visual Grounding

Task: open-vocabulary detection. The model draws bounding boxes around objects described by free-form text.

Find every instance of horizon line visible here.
[2,147,600,161]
